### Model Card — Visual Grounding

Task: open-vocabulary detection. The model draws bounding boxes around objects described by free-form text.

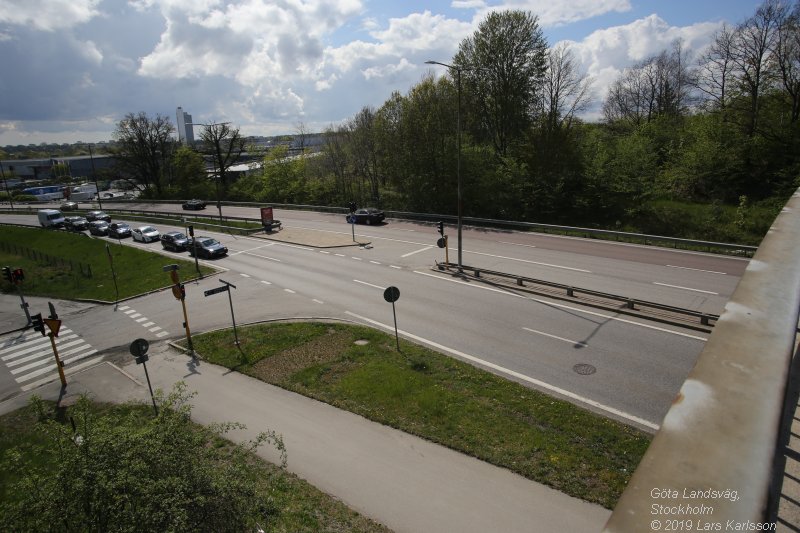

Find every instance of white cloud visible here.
[362,58,414,80]
[472,0,632,27]
[0,0,101,31]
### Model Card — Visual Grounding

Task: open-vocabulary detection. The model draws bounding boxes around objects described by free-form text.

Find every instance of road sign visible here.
[204,286,228,297]
[43,318,62,337]
[260,206,274,224]
[172,284,185,300]
[383,286,400,303]
[129,338,150,358]
[437,237,446,249]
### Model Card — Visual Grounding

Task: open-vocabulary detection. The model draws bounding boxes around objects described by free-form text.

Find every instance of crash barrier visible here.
[602,189,800,531]
[436,261,717,329]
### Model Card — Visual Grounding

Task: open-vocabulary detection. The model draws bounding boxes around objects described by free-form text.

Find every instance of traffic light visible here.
[31,313,46,336]
[348,201,356,213]
[180,283,186,300]
[12,268,24,284]
[2,266,11,284]
[437,221,444,237]
[188,225,194,237]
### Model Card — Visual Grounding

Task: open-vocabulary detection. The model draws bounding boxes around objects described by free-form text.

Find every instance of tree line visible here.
[108,1,799,243]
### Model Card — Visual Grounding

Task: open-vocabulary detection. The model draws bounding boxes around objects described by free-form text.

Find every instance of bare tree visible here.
[541,43,593,132]
[773,1,800,122]
[695,24,737,112]
[200,122,246,190]
[112,112,176,194]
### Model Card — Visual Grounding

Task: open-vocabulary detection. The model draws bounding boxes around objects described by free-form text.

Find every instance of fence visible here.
[0,239,93,278]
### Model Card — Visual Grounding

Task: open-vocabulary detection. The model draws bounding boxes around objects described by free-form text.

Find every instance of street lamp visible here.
[426,60,467,273]
[86,144,103,210]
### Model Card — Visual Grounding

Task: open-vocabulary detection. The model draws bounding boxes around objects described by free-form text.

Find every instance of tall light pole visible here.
[86,144,103,210]
[426,60,466,272]
[0,160,13,210]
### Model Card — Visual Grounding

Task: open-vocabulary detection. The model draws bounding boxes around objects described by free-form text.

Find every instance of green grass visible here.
[0,400,389,533]
[97,209,264,231]
[0,226,215,301]
[188,322,651,509]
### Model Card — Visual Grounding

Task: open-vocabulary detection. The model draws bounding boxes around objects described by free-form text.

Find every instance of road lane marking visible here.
[653,282,718,295]
[319,251,331,254]
[464,250,591,273]
[401,246,433,258]
[156,331,169,338]
[143,322,154,327]
[390,265,402,269]
[135,317,148,323]
[230,243,275,256]
[345,311,659,431]
[240,273,251,278]
[665,265,727,275]
[149,326,162,332]
[260,280,272,285]
[522,327,587,347]
[353,279,386,290]
[352,257,362,261]
[335,253,345,257]
[313,299,324,304]
[370,260,381,264]
[242,252,282,262]
[284,289,296,294]
[500,241,537,248]
[415,271,708,341]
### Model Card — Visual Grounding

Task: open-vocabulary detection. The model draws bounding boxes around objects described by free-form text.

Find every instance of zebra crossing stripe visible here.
[19,356,105,392]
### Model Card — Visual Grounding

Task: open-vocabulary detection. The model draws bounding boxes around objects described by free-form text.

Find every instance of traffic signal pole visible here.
[48,332,67,388]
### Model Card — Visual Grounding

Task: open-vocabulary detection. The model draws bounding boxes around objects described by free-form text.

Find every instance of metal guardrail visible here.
[603,189,800,531]
[95,198,759,256]
[436,261,718,328]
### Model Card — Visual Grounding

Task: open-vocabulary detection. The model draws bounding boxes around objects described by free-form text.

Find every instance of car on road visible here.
[60,201,78,211]
[131,225,160,243]
[346,208,385,225]
[182,199,206,210]
[188,236,228,259]
[85,210,111,222]
[64,216,89,231]
[106,222,132,238]
[160,231,190,252]
[88,221,110,236]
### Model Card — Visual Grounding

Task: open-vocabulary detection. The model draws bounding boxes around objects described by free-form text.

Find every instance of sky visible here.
[0,0,766,146]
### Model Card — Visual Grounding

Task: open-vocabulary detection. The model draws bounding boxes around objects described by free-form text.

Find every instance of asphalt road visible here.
[0,204,751,429]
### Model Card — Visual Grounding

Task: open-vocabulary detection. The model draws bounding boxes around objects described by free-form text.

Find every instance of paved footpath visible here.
[0,338,610,533]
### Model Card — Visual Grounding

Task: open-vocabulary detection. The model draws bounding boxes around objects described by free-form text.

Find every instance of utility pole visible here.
[163,264,194,357]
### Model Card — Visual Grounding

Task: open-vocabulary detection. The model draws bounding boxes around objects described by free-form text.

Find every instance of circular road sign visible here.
[129,338,150,358]
[437,237,446,249]
[383,286,400,303]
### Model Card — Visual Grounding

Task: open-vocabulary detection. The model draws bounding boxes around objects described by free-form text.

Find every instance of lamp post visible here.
[86,144,103,210]
[0,160,12,210]
[426,60,466,273]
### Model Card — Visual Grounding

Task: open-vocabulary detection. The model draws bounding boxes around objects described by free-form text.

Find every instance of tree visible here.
[0,383,285,532]
[541,43,593,133]
[112,112,176,194]
[454,10,549,157]
[695,24,737,113]
[773,1,800,122]
[200,122,246,191]
[170,144,210,199]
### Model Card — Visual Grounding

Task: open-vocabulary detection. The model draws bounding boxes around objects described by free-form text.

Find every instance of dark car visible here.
[161,231,190,252]
[64,216,89,231]
[182,199,206,210]
[88,221,110,236]
[188,236,228,259]
[107,222,132,238]
[85,210,111,222]
[346,208,385,225]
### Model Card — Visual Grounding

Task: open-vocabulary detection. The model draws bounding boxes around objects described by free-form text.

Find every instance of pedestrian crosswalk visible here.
[0,328,103,391]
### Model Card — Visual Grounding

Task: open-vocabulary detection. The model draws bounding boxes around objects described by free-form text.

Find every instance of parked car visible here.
[106,222,132,238]
[131,225,160,243]
[160,231,190,252]
[346,208,385,225]
[64,216,89,231]
[188,236,228,259]
[88,221,110,236]
[60,201,78,211]
[182,199,206,210]
[85,210,111,222]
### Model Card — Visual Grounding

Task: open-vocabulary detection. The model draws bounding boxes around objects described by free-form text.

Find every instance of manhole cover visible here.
[354,339,370,346]
[573,363,596,375]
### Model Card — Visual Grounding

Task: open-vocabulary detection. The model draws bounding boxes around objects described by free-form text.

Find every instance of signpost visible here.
[204,280,239,345]
[130,338,158,416]
[105,244,120,307]
[163,264,194,357]
[383,286,401,351]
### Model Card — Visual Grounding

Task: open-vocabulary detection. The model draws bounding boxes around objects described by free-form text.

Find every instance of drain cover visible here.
[573,363,596,375]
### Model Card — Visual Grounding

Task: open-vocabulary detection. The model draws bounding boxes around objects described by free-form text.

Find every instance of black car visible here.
[182,199,206,210]
[107,222,132,238]
[188,236,228,259]
[64,216,89,231]
[161,231,190,252]
[88,221,110,236]
[346,208,385,225]
[85,210,111,222]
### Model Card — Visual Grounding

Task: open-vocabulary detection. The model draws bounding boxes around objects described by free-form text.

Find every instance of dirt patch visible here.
[250,329,354,383]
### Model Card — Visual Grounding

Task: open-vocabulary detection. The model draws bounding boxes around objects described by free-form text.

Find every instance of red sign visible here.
[260,206,274,223]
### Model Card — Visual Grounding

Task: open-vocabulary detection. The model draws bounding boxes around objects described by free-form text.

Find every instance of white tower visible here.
[176,107,195,145]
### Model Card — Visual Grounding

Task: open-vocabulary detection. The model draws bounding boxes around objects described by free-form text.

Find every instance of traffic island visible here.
[252,227,370,248]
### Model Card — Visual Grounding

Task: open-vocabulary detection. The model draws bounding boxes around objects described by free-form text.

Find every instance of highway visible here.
[0,204,750,429]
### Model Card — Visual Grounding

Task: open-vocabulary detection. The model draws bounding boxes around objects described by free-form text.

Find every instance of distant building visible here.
[176,107,195,145]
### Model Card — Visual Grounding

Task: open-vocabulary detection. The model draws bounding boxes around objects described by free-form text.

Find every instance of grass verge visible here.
[187,321,651,509]
[0,399,389,532]
[0,226,215,301]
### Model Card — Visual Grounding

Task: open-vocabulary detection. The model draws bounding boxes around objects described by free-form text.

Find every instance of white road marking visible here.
[522,327,587,347]
[353,279,386,290]
[240,273,251,278]
[500,241,537,248]
[665,265,727,275]
[415,271,708,341]
[118,305,130,311]
[319,251,331,254]
[124,310,136,315]
[20,356,105,391]
[370,260,381,265]
[401,246,433,258]
[284,288,296,294]
[313,299,325,304]
[276,242,316,252]
[230,243,275,256]
[129,313,141,319]
[135,317,148,323]
[464,250,591,273]
[345,311,659,431]
[653,282,718,295]
[390,265,402,269]
[242,252,282,262]
[156,331,169,338]
[143,322,154,327]
[260,280,272,285]
[149,326,162,332]
[335,253,345,257]
[352,257,363,261]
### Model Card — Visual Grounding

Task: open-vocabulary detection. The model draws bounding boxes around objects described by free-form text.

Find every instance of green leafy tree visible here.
[112,112,176,195]
[0,383,285,532]
[170,144,211,199]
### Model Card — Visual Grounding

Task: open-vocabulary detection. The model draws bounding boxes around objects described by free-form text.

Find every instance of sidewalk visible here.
[0,341,610,533]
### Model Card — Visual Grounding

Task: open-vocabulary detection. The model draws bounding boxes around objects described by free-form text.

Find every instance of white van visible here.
[38,209,65,228]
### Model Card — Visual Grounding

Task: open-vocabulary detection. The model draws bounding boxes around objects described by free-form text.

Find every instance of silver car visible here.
[132,225,160,243]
